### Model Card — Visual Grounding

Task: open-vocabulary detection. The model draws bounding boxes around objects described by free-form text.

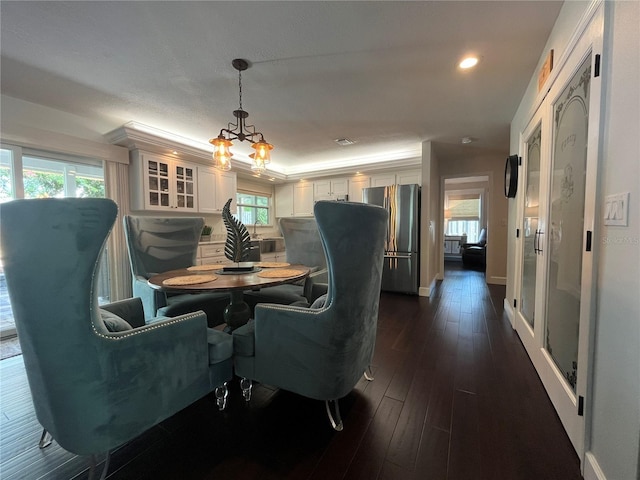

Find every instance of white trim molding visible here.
[584,451,607,480]
[1,122,128,164]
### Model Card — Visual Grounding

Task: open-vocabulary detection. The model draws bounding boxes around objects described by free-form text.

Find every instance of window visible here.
[236,192,270,226]
[0,146,108,338]
[445,190,483,243]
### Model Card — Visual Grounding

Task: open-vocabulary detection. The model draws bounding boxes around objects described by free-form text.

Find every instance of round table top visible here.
[147,264,310,293]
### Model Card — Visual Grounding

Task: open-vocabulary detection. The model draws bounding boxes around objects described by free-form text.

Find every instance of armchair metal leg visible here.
[214,382,229,411]
[240,378,252,402]
[325,400,344,431]
[89,451,111,480]
[364,366,374,381]
[39,429,52,448]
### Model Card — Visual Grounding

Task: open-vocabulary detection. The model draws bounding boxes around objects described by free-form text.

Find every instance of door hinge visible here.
[594,54,601,77]
[578,395,585,416]
[516,228,520,238]
[518,156,522,166]
[513,299,517,308]
[586,230,593,252]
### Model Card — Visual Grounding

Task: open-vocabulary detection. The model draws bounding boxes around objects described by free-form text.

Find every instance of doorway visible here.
[442,175,489,273]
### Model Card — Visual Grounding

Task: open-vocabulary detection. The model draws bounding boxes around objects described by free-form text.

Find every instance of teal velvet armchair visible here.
[233,201,388,430]
[243,217,328,310]
[0,198,232,475]
[123,215,229,325]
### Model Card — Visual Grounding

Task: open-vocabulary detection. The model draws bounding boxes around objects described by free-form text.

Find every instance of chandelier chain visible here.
[238,69,243,111]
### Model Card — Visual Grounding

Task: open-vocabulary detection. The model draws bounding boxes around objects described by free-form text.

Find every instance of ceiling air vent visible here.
[334,138,356,146]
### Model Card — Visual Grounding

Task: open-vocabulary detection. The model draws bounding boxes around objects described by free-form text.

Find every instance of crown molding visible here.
[105,122,422,183]
[105,123,288,180]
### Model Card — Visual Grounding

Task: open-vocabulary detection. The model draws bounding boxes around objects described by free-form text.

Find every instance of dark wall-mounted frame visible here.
[504,154,519,198]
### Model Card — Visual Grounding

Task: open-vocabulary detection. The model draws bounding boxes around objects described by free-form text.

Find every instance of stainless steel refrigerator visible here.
[363,184,420,294]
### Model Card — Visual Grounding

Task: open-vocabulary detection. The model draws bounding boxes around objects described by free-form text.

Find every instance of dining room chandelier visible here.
[209,58,273,174]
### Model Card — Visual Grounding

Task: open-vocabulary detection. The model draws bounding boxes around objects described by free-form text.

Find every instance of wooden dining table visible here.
[147,264,310,330]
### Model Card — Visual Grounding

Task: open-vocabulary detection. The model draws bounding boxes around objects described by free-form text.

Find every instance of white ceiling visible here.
[0,1,563,178]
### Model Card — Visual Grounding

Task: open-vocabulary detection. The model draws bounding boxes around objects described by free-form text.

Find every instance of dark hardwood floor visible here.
[0,263,582,479]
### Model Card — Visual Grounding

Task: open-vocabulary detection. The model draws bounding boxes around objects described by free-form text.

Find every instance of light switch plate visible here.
[604,192,629,226]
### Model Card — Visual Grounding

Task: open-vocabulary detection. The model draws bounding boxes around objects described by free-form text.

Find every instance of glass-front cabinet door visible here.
[137,153,198,211]
[513,4,603,462]
[174,164,195,210]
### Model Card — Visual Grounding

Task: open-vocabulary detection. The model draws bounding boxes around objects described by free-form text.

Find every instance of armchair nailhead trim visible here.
[91,308,204,341]
[259,304,327,315]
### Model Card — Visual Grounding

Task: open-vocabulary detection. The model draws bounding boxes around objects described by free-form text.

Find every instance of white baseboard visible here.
[503,298,515,328]
[584,452,607,480]
[419,276,438,297]
[488,275,507,285]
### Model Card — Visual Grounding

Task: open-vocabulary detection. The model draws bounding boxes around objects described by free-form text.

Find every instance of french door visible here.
[513,4,603,461]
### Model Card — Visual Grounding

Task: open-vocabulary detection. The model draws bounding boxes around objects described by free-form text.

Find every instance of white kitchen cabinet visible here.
[215,170,237,213]
[130,151,198,212]
[313,178,348,201]
[275,184,294,217]
[369,169,422,188]
[293,182,314,216]
[196,243,227,265]
[198,166,237,214]
[260,251,287,263]
[348,175,370,203]
[370,173,396,188]
[275,182,314,217]
[397,169,422,186]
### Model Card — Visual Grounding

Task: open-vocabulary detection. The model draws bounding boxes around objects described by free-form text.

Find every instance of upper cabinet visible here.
[197,166,237,214]
[313,178,348,201]
[397,169,422,185]
[348,175,370,203]
[129,150,237,213]
[370,173,397,187]
[370,169,421,187]
[275,182,314,217]
[130,151,198,212]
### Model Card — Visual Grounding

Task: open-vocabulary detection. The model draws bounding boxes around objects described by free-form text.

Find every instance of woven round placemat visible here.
[163,274,218,286]
[257,268,304,278]
[187,265,219,271]
[254,261,291,268]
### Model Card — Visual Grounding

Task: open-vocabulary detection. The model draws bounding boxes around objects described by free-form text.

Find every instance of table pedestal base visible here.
[223,290,251,331]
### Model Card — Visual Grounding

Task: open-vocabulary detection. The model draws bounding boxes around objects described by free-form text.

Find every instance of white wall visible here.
[588,2,640,479]
[508,1,640,479]
[419,141,441,296]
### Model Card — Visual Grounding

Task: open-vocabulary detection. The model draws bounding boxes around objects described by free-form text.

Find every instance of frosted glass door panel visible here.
[521,123,541,327]
[545,56,591,392]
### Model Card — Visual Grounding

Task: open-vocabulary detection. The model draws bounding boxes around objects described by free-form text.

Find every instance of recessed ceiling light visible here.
[334,138,356,146]
[461,137,473,144]
[459,56,479,69]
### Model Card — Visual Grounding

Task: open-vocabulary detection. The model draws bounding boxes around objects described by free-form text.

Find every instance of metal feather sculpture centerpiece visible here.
[222,198,254,272]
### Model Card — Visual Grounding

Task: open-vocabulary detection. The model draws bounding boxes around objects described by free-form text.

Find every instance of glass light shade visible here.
[249,153,266,174]
[251,140,273,165]
[210,136,233,171]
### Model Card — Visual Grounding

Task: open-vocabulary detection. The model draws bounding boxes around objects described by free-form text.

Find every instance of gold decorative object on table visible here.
[163,274,218,286]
